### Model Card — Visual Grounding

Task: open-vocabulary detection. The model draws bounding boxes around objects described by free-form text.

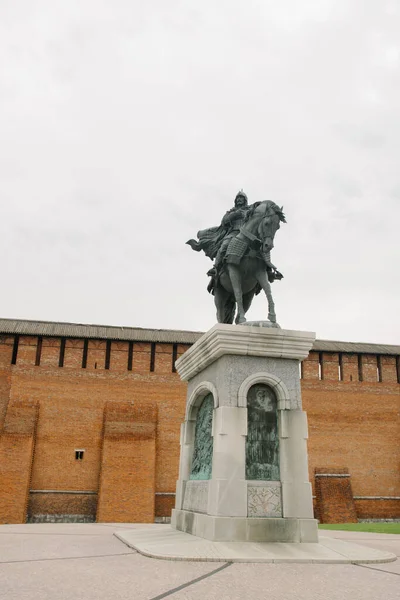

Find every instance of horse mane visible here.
[245,201,287,224]
[243,202,261,222]
[276,205,287,223]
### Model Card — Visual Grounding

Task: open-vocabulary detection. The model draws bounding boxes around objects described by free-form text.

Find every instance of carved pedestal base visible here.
[172,509,318,543]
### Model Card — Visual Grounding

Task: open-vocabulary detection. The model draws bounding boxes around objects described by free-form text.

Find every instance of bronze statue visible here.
[187,191,286,325]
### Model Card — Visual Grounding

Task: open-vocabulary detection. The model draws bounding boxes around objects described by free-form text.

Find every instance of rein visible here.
[258,210,279,240]
[240,201,281,244]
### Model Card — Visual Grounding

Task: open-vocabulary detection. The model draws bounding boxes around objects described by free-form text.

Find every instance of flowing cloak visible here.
[186,225,228,260]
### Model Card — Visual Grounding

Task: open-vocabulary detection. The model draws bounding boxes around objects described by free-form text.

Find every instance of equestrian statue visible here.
[187,190,286,325]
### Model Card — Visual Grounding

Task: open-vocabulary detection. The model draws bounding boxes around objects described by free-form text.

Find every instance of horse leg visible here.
[214,286,234,324]
[227,264,246,324]
[235,290,254,323]
[242,290,255,321]
[255,269,277,323]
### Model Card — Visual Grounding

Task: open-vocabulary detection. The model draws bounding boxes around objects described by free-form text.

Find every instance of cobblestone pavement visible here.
[0,524,398,600]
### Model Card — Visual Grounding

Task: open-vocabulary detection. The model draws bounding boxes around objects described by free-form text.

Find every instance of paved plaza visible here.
[0,523,398,600]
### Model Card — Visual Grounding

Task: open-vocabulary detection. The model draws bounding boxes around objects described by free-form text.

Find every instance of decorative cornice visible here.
[175,324,316,381]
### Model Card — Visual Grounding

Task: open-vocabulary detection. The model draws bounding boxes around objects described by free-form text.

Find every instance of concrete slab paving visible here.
[0,524,398,600]
[115,524,397,564]
[168,562,400,600]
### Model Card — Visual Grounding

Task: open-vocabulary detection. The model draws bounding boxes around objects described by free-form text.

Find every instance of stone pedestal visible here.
[171,323,318,543]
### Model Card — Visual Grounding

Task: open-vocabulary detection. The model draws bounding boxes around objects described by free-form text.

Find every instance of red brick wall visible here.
[155,495,175,519]
[97,400,157,522]
[303,351,400,521]
[28,492,97,518]
[0,338,398,524]
[314,468,357,523]
[7,340,186,516]
[0,399,39,523]
[2,337,186,523]
[354,498,400,520]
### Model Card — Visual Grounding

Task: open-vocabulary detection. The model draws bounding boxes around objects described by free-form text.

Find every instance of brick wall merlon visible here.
[16,336,38,367]
[154,343,173,374]
[361,354,378,382]
[342,354,359,382]
[302,351,320,380]
[381,356,398,383]
[321,353,339,381]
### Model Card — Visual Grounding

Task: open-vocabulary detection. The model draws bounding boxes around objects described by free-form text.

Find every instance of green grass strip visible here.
[318,523,400,534]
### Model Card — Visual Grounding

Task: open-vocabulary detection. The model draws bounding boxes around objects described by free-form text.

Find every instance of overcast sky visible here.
[1,1,399,344]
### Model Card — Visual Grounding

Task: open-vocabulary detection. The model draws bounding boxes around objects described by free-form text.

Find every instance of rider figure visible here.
[208,190,250,276]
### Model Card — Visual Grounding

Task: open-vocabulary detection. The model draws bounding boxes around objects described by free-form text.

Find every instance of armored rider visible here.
[207,190,250,276]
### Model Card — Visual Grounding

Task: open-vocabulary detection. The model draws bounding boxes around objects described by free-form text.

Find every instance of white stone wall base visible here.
[171,509,318,543]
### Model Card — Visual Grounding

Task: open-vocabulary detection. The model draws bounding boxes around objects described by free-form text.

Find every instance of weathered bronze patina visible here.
[189,394,214,480]
[246,384,280,481]
[187,191,286,324]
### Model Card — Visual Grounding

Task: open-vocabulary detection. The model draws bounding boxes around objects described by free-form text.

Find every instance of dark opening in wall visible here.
[338,353,343,381]
[172,343,178,373]
[396,356,400,385]
[75,450,85,460]
[59,338,66,367]
[105,340,111,370]
[318,353,323,380]
[35,337,43,366]
[11,335,19,365]
[150,343,156,372]
[82,340,88,369]
[127,341,133,371]
[377,355,382,383]
[358,354,363,382]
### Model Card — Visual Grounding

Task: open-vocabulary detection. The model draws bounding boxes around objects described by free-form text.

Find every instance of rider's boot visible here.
[207,259,221,277]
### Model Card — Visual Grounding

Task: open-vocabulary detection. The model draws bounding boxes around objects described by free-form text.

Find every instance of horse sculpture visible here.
[189,200,286,325]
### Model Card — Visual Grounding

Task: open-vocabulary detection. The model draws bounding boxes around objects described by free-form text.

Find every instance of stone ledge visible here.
[175,324,315,381]
[28,514,95,523]
[115,525,397,564]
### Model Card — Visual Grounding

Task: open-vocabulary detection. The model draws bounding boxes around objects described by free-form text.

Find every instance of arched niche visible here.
[189,393,214,480]
[238,372,290,411]
[185,381,219,422]
[182,382,218,482]
[245,383,280,481]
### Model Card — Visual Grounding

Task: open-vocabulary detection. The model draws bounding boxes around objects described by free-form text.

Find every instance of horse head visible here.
[257,201,286,253]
